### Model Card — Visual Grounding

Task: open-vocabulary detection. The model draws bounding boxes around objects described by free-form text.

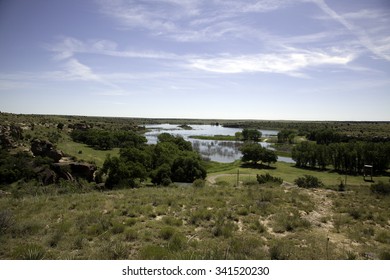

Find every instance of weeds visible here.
[13,244,46,260]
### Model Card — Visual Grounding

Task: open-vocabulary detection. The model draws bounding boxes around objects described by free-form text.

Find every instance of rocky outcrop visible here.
[68,123,92,131]
[31,139,63,162]
[52,162,97,182]
[0,124,23,148]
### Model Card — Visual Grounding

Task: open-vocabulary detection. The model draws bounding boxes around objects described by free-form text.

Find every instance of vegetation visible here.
[240,142,277,166]
[71,128,146,150]
[100,133,206,188]
[242,128,262,142]
[256,173,283,185]
[295,175,324,188]
[1,112,390,260]
[292,141,390,173]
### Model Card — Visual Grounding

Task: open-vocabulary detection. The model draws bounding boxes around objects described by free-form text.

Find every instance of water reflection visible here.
[144,124,294,163]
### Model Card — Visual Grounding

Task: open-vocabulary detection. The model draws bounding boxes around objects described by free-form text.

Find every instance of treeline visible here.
[307,129,390,144]
[99,133,206,188]
[71,129,146,150]
[292,141,390,174]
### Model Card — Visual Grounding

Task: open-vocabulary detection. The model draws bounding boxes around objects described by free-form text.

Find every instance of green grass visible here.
[2,174,389,259]
[57,137,119,167]
[206,160,389,187]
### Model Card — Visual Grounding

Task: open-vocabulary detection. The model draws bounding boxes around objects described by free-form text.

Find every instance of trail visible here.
[283,182,357,253]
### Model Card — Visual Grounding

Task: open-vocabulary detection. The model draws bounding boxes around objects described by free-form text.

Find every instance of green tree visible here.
[102,155,147,188]
[242,128,262,142]
[262,149,278,166]
[157,133,192,151]
[171,156,206,183]
[150,164,172,186]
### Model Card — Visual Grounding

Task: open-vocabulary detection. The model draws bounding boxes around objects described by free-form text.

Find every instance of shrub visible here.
[100,241,129,260]
[272,210,311,233]
[338,180,345,192]
[237,207,249,216]
[0,210,13,234]
[13,244,46,260]
[249,219,267,233]
[139,245,170,260]
[371,181,390,195]
[256,173,283,185]
[159,227,176,240]
[269,242,289,260]
[193,179,206,188]
[168,232,186,251]
[111,222,125,234]
[295,175,324,188]
[212,219,236,238]
[124,228,138,241]
[162,216,183,226]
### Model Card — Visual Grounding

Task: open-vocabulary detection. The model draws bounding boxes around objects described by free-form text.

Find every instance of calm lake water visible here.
[145,124,294,163]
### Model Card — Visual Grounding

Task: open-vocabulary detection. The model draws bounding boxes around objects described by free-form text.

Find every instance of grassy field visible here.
[1,155,389,259]
[57,136,119,167]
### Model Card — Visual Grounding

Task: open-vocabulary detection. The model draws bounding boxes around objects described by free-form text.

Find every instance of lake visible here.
[145,124,294,163]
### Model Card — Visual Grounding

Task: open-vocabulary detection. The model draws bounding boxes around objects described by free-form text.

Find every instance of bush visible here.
[13,244,46,260]
[159,227,176,240]
[256,173,283,185]
[168,232,186,251]
[139,245,170,260]
[193,179,205,188]
[295,175,324,188]
[371,181,390,195]
[124,228,138,241]
[0,210,13,234]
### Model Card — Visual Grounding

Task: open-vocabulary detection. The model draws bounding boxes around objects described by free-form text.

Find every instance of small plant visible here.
[159,226,176,240]
[295,175,324,188]
[256,173,283,185]
[269,242,289,260]
[162,216,183,226]
[124,228,138,241]
[111,222,125,234]
[348,208,363,220]
[237,207,249,216]
[193,179,206,188]
[249,218,267,233]
[272,210,311,233]
[13,244,46,260]
[167,232,186,251]
[212,218,237,238]
[139,245,170,260]
[338,180,345,192]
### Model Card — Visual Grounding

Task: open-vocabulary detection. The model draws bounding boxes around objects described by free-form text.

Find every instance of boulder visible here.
[0,124,23,148]
[52,162,97,182]
[31,139,63,162]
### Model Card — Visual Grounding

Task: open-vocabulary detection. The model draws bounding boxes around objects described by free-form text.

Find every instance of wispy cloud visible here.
[311,0,390,61]
[188,49,355,76]
[48,36,358,78]
[63,58,100,81]
[47,36,184,60]
[96,0,296,42]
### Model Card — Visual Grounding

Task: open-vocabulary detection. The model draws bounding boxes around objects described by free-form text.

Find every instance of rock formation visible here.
[30,139,64,162]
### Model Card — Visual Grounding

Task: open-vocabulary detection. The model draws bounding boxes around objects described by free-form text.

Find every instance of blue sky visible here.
[0,0,389,120]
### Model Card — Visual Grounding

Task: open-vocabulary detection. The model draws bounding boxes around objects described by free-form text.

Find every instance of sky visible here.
[0,0,390,121]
